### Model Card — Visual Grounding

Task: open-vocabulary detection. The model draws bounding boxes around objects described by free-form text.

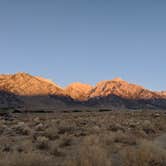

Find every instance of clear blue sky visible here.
[0,0,166,90]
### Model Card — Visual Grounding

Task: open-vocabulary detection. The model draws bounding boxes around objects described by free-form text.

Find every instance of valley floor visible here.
[0,110,166,166]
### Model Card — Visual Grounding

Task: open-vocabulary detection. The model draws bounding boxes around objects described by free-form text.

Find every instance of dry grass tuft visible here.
[113,131,137,145]
[67,135,112,166]
[122,140,166,166]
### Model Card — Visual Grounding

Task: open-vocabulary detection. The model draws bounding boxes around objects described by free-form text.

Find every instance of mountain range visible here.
[0,72,166,111]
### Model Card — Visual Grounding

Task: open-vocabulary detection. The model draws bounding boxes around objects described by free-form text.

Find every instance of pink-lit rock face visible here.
[0,72,64,96]
[161,91,166,96]
[65,82,93,101]
[157,91,166,98]
[89,78,159,100]
[0,73,165,100]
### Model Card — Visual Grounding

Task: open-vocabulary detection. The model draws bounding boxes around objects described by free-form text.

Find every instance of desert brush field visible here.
[0,110,166,166]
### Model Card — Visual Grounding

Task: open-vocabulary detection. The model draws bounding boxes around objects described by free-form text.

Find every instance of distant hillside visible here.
[0,72,166,111]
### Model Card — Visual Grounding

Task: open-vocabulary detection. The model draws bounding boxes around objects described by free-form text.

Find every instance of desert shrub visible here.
[108,123,125,132]
[142,120,156,135]
[58,125,75,135]
[99,133,118,152]
[13,122,31,135]
[44,127,59,140]
[59,135,72,148]
[33,117,41,124]
[0,121,6,134]
[35,136,50,150]
[0,152,55,166]
[66,135,112,166]
[57,120,77,135]
[154,118,166,131]
[121,140,166,166]
[113,131,137,145]
[50,142,64,157]
[35,123,45,131]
